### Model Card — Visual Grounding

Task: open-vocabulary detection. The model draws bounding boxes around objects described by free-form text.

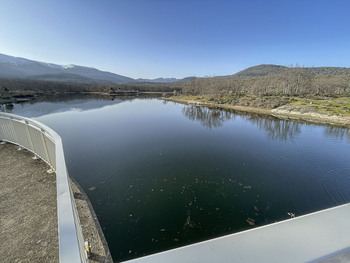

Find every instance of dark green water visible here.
[5,96,350,262]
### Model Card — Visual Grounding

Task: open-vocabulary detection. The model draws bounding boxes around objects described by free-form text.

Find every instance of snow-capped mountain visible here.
[0,53,135,83]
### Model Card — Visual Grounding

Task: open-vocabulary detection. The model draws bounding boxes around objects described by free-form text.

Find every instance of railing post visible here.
[24,120,37,159]
[40,128,52,165]
[9,116,19,144]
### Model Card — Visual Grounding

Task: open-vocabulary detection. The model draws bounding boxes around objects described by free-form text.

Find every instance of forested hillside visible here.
[179,65,350,98]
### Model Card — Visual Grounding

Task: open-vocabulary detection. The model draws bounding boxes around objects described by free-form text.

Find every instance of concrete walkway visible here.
[0,143,58,262]
[0,143,112,263]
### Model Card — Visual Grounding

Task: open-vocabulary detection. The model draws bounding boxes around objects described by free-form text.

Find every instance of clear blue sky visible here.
[0,0,349,79]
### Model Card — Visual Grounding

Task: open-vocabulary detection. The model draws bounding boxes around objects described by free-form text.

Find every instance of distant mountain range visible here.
[1,53,349,85]
[0,53,186,83]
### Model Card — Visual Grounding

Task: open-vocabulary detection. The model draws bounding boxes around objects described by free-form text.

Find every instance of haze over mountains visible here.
[0,53,186,83]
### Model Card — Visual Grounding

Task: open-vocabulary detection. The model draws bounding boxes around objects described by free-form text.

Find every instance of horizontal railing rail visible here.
[0,112,88,263]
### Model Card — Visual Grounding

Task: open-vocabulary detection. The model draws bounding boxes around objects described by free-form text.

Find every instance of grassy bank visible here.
[164,95,350,127]
[289,97,350,117]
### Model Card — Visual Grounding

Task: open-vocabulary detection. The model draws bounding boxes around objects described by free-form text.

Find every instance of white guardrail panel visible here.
[0,113,88,263]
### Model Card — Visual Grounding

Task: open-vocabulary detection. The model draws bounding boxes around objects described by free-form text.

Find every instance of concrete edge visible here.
[70,176,114,263]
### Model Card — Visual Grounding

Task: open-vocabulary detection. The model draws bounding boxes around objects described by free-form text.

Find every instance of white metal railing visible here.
[0,112,88,263]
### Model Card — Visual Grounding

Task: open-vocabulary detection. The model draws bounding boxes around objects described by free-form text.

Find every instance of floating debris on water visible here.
[184,209,195,228]
[246,217,255,226]
[89,186,96,191]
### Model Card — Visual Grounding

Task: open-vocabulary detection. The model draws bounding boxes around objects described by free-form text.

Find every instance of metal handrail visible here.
[0,112,88,263]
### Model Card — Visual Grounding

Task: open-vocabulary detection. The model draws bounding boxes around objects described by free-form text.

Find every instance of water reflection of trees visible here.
[182,105,302,141]
[245,116,301,141]
[182,105,233,128]
[324,126,350,141]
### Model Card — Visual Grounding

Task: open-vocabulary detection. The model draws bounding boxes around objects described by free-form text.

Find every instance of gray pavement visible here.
[0,143,58,262]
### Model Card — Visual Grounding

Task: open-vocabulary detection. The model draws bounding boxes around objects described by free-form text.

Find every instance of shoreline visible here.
[163,97,350,127]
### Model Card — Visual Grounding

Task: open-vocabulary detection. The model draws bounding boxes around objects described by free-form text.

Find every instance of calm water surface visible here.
[4,96,350,262]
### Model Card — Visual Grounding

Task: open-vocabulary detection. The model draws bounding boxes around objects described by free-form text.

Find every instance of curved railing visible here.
[0,112,88,263]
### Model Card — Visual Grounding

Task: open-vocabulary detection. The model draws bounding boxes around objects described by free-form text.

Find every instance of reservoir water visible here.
[3,95,350,262]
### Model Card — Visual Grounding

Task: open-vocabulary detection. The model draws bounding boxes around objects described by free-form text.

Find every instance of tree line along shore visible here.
[1,65,350,127]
